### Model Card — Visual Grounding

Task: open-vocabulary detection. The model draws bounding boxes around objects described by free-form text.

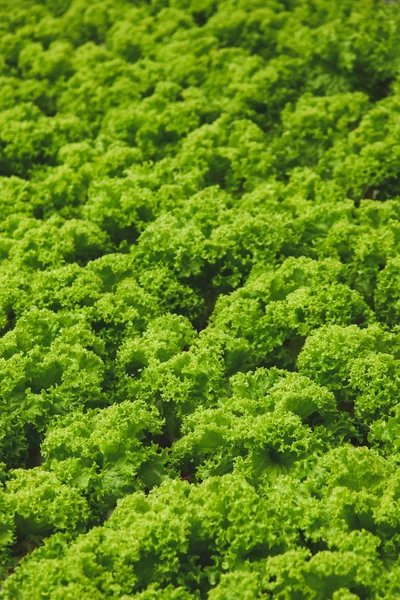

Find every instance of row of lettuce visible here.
[2,0,400,598]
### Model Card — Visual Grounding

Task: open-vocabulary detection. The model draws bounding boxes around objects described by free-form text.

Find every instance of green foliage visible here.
[41,399,170,513]
[5,469,89,541]
[1,0,400,596]
[171,368,348,484]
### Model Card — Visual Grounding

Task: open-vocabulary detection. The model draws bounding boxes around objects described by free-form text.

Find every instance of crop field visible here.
[1,0,400,598]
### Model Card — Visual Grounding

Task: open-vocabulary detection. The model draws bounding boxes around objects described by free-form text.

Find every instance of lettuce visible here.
[1,0,400,596]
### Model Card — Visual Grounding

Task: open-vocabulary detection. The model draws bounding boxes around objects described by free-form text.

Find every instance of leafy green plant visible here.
[1,0,400,597]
